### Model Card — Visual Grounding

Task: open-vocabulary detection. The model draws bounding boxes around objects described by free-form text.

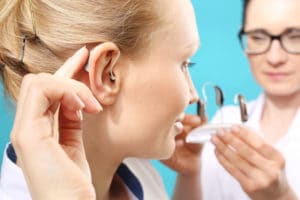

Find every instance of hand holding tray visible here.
[186,123,234,144]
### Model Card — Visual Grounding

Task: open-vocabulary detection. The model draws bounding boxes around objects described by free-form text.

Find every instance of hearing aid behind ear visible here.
[84,49,120,82]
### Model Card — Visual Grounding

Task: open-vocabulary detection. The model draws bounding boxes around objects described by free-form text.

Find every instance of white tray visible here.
[186,123,234,144]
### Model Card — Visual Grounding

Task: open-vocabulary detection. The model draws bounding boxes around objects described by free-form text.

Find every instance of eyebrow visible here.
[245,27,300,34]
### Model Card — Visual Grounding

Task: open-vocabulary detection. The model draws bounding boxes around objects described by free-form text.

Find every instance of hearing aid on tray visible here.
[186,83,248,144]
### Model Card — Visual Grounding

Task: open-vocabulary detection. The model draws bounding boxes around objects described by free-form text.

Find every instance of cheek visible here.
[248,57,262,80]
[118,65,189,148]
[125,64,189,119]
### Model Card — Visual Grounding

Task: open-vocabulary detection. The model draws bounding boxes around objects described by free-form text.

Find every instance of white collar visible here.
[0,144,31,200]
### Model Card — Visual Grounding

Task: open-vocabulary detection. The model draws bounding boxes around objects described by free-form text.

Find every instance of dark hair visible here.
[241,0,250,30]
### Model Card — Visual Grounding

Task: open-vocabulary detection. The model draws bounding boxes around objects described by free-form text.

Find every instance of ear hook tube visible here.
[201,82,225,123]
[234,94,248,123]
[109,51,121,81]
[201,82,214,103]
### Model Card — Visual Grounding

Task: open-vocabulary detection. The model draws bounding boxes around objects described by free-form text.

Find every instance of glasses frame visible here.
[238,28,300,55]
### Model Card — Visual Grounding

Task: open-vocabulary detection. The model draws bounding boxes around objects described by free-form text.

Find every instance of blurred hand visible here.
[11,47,101,200]
[211,125,297,200]
[161,114,207,176]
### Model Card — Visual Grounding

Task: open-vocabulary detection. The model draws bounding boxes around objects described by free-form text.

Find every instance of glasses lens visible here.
[282,30,300,54]
[240,32,270,54]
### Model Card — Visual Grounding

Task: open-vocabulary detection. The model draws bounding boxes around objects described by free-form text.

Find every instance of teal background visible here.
[0,0,261,198]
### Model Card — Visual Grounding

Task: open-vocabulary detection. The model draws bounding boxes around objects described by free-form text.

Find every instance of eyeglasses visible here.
[238,28,300,55]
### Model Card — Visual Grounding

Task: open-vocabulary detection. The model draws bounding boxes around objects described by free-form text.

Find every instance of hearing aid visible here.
[201,82,224,108]
[199,82,225,122]
[214,86,224,108]
[197,99,206,119]
[235,94,248,123]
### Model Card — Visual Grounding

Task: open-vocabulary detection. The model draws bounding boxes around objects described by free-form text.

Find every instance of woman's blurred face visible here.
[245,0,300,97]
[114,0,199,159]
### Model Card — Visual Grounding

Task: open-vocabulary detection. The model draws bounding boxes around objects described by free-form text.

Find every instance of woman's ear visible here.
[87,42,121,106]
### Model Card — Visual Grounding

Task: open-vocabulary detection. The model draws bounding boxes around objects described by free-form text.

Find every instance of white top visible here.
[201,94,300,200]
[0,145,169,200]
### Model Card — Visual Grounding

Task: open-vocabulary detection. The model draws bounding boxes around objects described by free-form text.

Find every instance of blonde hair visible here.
[0,0,159,100]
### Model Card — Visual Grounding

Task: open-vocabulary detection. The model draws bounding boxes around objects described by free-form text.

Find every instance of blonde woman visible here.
[0,0,204,199]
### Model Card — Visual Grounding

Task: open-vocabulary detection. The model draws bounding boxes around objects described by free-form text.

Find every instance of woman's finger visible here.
[216,128,268,171]
[212,130,266,182]
[231,126,284,162]
[214,149,253,189]
[54,46,89,78]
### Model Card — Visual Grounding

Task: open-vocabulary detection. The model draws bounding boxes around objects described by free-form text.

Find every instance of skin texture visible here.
[209,0,299,199]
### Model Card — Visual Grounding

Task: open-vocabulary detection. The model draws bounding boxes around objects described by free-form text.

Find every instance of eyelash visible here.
[181,61,196,71]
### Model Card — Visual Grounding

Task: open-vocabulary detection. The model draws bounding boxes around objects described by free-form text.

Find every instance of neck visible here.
[82,113,127,200]
[263,91,300,118]
[260,91,300,143]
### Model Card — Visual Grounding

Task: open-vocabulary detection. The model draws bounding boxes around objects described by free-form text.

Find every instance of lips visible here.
[265,71,291,80]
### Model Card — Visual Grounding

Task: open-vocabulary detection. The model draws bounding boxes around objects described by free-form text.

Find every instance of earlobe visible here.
[86,42,121,106]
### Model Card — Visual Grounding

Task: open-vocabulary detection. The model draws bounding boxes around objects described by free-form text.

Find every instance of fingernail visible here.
[192,115,202,123]
[73,46,87,58]
[92,97,103,111]
[77,110,83,121]
[216,128,225,137]
[176,139,184,147]
[231,125,240,133]
[211,135,219,145]
[77,98,85,109]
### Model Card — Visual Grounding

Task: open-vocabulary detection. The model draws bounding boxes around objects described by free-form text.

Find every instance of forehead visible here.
[245,0,300,33]
[153,0,200,52]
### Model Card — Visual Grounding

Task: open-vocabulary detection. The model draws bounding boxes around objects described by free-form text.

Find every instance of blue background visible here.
[0,0,261,198]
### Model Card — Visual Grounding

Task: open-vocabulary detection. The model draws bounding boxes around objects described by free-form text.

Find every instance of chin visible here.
[264,87,300,97]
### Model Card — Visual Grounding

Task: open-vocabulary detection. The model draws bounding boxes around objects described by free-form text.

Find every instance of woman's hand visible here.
[212,125,297,200]
[161,114,206,176]
[10,47,101,200]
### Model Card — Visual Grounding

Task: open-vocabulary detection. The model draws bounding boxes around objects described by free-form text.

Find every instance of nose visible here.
[186,71,199,104]
[265,40,288,67]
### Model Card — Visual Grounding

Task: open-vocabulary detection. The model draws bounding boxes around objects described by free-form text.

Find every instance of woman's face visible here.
[245,0,300,97]
[114,0,199,159]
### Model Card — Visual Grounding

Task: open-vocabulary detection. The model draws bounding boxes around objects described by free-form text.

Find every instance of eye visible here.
[181,61,196,72]
[287,34,300,40]
[249,33,267,42]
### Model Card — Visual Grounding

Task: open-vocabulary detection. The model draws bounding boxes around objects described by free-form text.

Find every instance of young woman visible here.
[201,0,299,199]
[0,0,203,199]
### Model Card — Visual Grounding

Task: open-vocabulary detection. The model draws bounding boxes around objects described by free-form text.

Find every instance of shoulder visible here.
[0,144,31,200]
[123,158,169,200]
